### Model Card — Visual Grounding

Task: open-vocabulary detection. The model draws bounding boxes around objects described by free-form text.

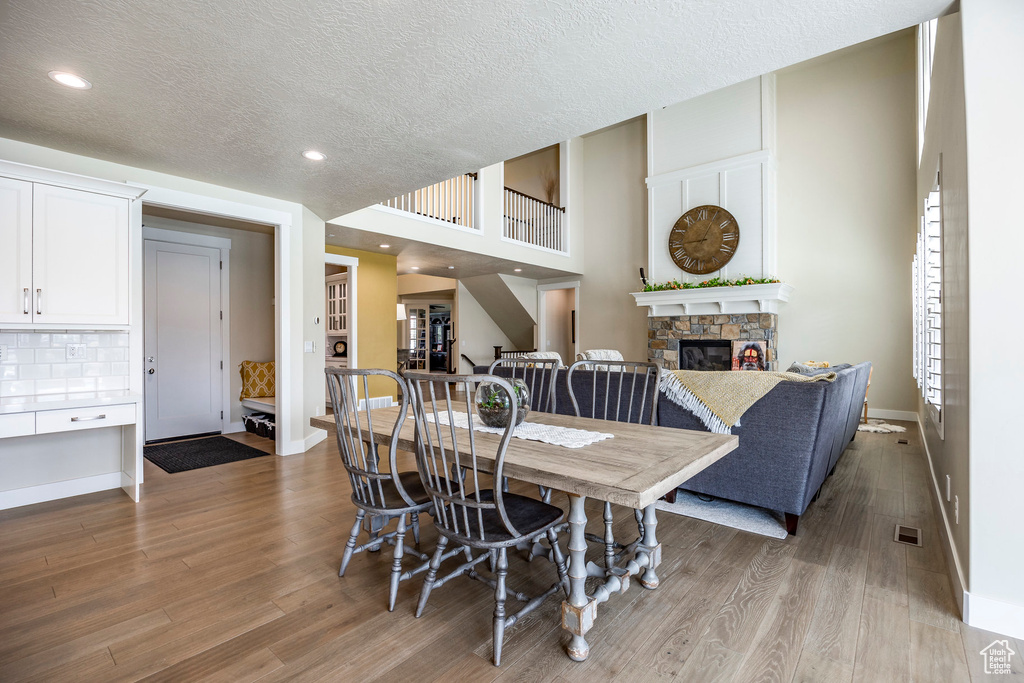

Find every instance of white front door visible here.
[144,240,223,441]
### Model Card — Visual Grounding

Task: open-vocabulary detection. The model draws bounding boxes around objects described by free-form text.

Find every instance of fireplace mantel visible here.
[631,282,794,316]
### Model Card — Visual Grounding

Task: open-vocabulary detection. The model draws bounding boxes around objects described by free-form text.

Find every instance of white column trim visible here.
[135,183,294,455]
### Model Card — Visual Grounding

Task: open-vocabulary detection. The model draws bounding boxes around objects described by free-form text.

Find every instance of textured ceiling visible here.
[0,0,948,220]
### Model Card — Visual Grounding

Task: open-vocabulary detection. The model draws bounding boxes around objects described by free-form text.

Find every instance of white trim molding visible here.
[866,409,919,422]
[918,418,1024,640]
[631,282,793,316]
[138,184,294,456]
[964,592,1024,641]
[0,472,123,510]
[0,159,147,200]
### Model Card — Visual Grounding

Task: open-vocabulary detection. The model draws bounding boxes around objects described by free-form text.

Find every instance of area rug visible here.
[144,436,270,474]
[656,490,788,539]
[857,419,907,434]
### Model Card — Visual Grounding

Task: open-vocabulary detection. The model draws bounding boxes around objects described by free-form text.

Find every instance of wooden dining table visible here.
[310,405,737,662]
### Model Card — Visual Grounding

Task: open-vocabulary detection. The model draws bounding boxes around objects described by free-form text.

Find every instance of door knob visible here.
[148,368,155,374]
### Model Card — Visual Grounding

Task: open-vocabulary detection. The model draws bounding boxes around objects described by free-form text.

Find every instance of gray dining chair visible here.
[326,367,434,611]
[487,356,561,501]
[404,371,569,666]
[487,357,560,414]
[566,359,660,568]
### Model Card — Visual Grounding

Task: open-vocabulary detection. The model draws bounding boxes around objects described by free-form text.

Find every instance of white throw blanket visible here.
[423,410,613,449]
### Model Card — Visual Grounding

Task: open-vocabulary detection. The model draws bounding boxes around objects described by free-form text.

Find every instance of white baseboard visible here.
[964,591,1024,641]
[0,472,123,511]
[276,429,327,456]
[303,429,327,451]
[917,417,968,618]
[224,421,245,434]
[868,408,918,422]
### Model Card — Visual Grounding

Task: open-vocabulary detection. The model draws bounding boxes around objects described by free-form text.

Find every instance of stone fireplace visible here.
[647,313,778,371]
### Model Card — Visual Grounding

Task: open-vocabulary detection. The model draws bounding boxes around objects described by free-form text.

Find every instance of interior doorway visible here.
[537,281,580,364]
[141,212,275,444]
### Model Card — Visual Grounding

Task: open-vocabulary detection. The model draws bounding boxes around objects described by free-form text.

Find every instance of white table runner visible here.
[423,410,613,449]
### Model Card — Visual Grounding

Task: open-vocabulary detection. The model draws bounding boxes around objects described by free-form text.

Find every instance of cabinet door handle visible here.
[23,288,29,315]
[71,414,106,422]
[36,288,42,315]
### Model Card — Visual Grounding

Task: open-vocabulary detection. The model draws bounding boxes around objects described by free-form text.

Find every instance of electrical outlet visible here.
[946,474,951,501]
[66,344,86,360]
[954,495,959,524]
[0,344,7,361]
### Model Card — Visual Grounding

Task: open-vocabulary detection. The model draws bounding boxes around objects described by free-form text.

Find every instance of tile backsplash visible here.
[0,332,130,397]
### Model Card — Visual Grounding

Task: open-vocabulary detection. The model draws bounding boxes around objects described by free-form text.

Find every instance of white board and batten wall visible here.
[646,76,777,285]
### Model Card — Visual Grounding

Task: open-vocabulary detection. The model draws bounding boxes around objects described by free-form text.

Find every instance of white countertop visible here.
[0,390,142,415]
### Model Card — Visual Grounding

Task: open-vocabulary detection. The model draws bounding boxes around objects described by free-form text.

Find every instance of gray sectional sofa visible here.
[480,361,872,535]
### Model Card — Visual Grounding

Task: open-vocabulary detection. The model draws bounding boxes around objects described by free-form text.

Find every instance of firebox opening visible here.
[679,340,733,371]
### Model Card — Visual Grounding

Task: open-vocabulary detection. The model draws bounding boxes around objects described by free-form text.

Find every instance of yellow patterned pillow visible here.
[240,361,275,399]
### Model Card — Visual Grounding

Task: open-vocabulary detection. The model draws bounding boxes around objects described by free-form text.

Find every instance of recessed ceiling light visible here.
[379,244,390,248]
[327,233,335,237]
[411,266,420,270]
[514,268,522,272]
[301,150,326,161]
[448,266,455,270]
[48,71,91,89]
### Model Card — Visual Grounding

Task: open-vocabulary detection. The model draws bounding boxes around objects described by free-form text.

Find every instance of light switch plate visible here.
[304,341,315,353]
[66,343,87,360]
[0,344,7,361]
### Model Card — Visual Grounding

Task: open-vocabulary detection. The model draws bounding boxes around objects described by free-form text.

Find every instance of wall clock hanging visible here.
[668,204,740,275]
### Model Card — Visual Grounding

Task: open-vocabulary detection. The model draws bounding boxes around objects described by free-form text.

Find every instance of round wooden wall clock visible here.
[668,204,740,275]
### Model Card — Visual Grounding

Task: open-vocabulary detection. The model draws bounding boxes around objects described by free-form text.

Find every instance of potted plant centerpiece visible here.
[475,378,530,428]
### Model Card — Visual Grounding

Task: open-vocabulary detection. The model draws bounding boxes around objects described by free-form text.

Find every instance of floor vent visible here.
[894,524,922,547]
[897,438,909,445]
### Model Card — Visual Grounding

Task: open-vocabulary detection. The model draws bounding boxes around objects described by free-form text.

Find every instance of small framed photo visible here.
[732,340,767,371]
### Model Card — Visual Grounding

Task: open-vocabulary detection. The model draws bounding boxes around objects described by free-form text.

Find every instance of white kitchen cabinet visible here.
[326,273,348,334]
[0,161,142,328]
[0,177,33,324]
[33,184,130,325]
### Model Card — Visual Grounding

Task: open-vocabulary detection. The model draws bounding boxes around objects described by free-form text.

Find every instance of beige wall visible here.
[776,30,919,414]
[455,283,513,372]
[918,10,972,603]
[504,145,560,205]
[959,0,1024,618]
[141,214,275,426]
[577,118,650,361]
[542,287,575,363]
[326,246,397,400]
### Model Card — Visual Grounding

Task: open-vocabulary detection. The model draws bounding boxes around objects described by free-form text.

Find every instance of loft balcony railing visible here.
[503,187,566,253]
[380,172,477,230]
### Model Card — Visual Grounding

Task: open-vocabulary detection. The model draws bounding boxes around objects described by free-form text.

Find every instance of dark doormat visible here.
[144,436,270,474]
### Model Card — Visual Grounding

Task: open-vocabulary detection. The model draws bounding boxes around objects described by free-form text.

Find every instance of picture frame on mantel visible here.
[733,340,767,371]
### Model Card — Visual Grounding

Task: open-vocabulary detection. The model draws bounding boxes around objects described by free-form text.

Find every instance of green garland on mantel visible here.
[641,276,782,292]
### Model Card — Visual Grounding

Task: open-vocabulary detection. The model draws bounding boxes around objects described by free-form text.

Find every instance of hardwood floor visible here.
[0,423,1019,681]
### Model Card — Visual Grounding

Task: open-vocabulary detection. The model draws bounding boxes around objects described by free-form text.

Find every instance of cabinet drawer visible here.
[35,403,136,434]
[0,412,35,438]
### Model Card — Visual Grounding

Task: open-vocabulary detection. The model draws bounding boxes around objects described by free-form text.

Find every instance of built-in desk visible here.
[0,391,143,510]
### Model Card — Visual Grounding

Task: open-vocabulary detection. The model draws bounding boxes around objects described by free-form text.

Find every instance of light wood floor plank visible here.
[911,620,969,683]
[801,544,869,668]
[852,597,910,682]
